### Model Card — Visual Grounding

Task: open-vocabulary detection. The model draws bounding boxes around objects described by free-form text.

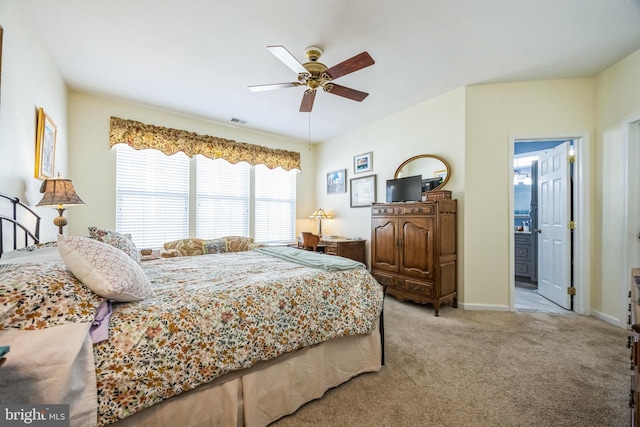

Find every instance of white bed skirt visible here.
[112,325,382,427]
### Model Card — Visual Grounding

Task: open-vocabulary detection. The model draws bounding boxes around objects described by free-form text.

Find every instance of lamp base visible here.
[53,208,68,235]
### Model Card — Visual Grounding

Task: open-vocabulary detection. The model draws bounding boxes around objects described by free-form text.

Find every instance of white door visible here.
[537,141,571,309]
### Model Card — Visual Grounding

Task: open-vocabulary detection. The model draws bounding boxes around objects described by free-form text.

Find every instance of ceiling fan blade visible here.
[299,90,316,112]
[267,45,308,75]
[324,52,374,80]
[248,82,300,92]
[324,84,369,102]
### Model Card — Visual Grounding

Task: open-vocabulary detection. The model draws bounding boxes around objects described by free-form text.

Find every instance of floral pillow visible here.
[163,238,206,257]
[58,235,154,302]
[0,261,106,330]
[88,226,142,264]
[223,236,262,252]
[160,248,182,258]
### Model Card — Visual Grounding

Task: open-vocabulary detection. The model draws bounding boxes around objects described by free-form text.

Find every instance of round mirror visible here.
[394,154,451,192]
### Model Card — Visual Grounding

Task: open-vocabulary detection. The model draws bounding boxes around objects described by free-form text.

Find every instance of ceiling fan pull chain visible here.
[308,112,311,151]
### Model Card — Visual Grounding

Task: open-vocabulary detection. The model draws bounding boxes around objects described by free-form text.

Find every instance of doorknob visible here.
[535,228,542,234]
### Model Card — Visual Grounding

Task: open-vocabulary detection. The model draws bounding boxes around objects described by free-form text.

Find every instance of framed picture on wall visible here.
[353,152,372,174]
[350,174,376,207]
[326,169,346,194]
[35,107,57,180]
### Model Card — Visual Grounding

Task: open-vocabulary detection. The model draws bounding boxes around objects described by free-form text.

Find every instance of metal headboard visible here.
[0,192,41,257]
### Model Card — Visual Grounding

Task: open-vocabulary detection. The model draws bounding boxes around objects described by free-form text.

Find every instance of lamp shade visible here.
[37,177,85,207]
[309,208,331,220]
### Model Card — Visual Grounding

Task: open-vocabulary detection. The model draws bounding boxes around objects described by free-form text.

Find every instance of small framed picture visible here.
[327,169,347,194]
[350,174,376,207]
[353,152,373,174]
[34,107,57,180]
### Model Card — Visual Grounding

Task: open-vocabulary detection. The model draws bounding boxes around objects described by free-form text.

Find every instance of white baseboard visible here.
[459,302,510,312]
[591,309,626,329]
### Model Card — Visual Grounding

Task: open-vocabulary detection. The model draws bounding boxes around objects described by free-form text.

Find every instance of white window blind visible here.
[195,156,250,238]
[254,164,297,243]
[115,145,189,248]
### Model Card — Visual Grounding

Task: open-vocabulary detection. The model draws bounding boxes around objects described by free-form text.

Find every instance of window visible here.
[196,156,250,238]
[116,145,189,248]
[254,164,297,243]
[116,146,297,247]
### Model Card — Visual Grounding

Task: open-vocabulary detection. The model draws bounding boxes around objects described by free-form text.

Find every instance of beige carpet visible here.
[272,296,629,427]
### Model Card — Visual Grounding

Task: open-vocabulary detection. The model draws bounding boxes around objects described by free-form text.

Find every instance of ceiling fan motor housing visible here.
[300,47,329,91]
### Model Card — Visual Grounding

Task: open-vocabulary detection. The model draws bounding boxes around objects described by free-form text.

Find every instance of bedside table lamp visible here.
[309,208,332,237]
[37,174,85,234]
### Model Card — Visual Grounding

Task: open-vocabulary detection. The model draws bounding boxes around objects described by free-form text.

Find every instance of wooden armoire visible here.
[370,199,457,316]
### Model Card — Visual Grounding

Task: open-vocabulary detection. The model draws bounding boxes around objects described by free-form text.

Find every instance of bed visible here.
[0,193,384,427]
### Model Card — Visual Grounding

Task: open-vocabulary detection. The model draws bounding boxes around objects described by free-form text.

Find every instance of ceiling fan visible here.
[248,45,375,112]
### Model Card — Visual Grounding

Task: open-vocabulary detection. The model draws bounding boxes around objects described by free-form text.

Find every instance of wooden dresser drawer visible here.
[372,271,395,288]
[323,243,337,255]
[404,205,434,215]
[372,203,434,217]
[372,271,432,297]
[399,279,433,297]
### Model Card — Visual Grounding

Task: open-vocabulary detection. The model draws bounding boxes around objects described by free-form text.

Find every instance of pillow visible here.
[163,238,206,257]
[160,248,182,258]
[204,238,228,254]
[57,235,154,302]
[88,226,142,264]
[222,236,261,252]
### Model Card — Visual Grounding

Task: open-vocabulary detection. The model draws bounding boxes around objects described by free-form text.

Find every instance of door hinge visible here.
[567,287,576,296]
[568,221,576,230]
[568,155,576,164]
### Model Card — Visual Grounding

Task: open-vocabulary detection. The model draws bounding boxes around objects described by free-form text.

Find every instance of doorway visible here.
[624,117,640,319]
[510,135,591,315]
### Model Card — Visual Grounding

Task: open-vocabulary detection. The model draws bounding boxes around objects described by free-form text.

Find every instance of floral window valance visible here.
[109,117,301,171]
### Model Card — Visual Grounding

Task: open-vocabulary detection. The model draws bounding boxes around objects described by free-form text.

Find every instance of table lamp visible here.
[309,208,332,237]
[37,174,85,234]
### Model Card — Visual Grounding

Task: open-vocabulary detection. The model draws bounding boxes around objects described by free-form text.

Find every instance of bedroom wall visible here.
[595,48,640,324]
[317,78,597,311]
[0,1,69,244]
[315,88,466,294]
[464,78,596,311]
[66,92,314,237]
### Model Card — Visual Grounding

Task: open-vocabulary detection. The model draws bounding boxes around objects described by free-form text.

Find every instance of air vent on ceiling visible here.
[230,117,247,124]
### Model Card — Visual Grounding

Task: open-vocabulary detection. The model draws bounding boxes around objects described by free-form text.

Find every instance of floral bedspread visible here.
[94,250,384,425]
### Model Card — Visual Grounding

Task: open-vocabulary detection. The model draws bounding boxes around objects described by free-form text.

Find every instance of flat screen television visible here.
[386,175,423,203]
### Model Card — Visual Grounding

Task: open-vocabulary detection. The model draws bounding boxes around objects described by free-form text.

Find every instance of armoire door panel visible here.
[400,217,434,279]
[371,218,398,272]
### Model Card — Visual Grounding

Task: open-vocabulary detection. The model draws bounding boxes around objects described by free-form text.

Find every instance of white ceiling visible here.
[22,0,640,143]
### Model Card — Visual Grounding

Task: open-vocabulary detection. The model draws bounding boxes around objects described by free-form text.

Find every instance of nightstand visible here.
[318,238,367,267]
